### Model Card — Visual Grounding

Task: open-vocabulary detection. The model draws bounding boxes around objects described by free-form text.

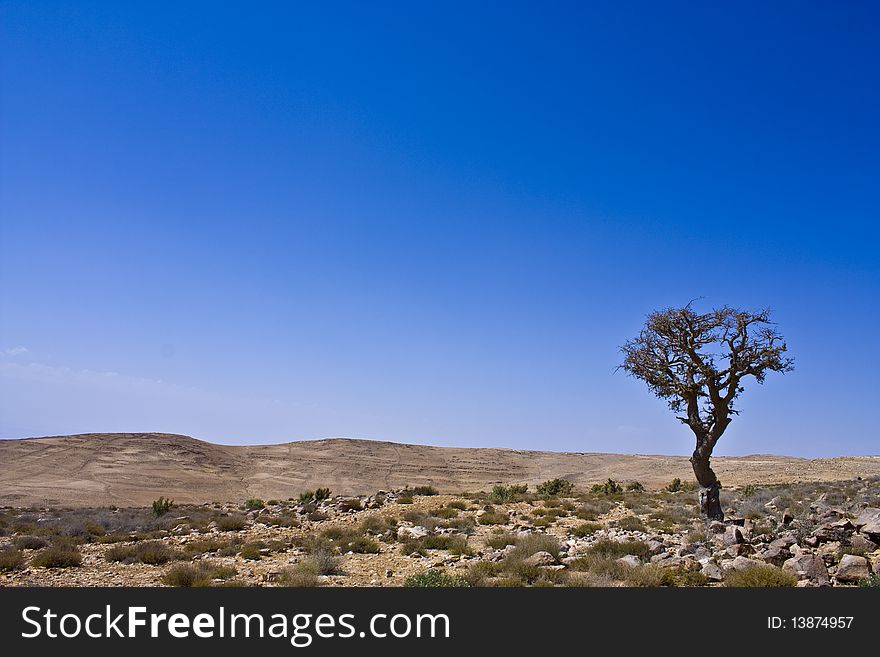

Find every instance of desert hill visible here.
[0,432,877,507]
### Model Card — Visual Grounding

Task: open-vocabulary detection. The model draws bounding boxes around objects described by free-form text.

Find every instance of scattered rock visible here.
[783,553,829,584]
[835,554,870,583]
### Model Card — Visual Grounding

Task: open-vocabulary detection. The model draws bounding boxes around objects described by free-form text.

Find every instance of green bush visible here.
[666,478,683,493]
[571,522,602,537]
[626,481,645,492]
[858,573,880,588]
[339,535,381,554]
[536,479,574,497]
[447,500,469,510]
[590,479,623,495]
[724,565,797,588]
[404,569,469,587]
[410,486,439,496]
[490,484,528,503]
[314,488,332,502]
[478,509,509,525]
[298,491,315,504]
[244,498,265,510]
[507,533,560,560]
[152,497,174,517]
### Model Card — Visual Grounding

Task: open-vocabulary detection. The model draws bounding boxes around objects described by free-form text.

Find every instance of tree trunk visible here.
[690,448,724,520]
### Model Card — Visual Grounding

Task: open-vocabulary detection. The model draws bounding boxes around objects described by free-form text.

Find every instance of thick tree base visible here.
[698,482,724,520]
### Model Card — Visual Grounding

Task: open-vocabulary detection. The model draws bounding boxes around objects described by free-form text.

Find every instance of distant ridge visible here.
[1,432,877,507]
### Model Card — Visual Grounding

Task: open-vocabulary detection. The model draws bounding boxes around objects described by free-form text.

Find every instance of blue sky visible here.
[1,2,877,456]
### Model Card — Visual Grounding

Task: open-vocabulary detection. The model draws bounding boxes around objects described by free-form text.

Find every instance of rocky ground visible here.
[1,477,878,587]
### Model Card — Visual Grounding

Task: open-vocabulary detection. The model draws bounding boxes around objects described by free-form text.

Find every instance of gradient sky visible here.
[1,2,878,457]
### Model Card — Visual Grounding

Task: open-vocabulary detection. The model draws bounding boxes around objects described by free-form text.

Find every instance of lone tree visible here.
[619,303,793,520]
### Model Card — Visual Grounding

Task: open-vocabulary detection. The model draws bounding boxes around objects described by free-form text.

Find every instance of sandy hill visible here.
[0,432,877,507]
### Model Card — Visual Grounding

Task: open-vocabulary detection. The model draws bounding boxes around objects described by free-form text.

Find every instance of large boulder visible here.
[523,551,557,567]
[783,553,829,585]
[397,525,429,541]
[854,508,880,540]
[701,560,724,581]
[835,554,870,583]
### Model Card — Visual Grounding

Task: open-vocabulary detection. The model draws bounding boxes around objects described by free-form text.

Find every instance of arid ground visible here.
[1,433,878,507]
[0,433,878,588]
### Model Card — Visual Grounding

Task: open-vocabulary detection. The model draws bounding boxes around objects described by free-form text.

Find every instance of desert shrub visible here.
[507,534,560,560]
[337,498,363,512]
[152,497,174,517]
[623,564,678,587]
[571,522,602,537]
[432,507,459,519]
[359,515,396,535]
[685,529,709,544]
[666,478,682,493]
[404,569,469,587]
[309,548,342,575]
[531,517,553,528]
[135,540,176,564]
[584,539,650,560]
[339,535,381,554]
[244,498,265,510]
[298,491,315,504]
[591,479,623,495]
[398,494,413,504]
[104,544,137,562]
[627,481,645,492]
[441,516,476,534]
[429,534,472,555]
[279,561,321,587]
[537,479,574,498]
[0,548,25,571]
[180,537,231,556]
[447,500,469,511]
[486,532,518,549]
[13,535,48,550]
[741,484,757,498]
[31,543,82,568]
[401,539,426,556]
[615,516,647,532]
[478,509,508,525]
[314,487,332,502]
[162,562,237,587]
[490,484,528,503]
[239,542,263,560]
[464,560,504,586]
[568,554,631,579]
[216,514,247,531]
[724,565,797,588]
[859,573,880,588]
[410,485,439,496]
[576,499,615,520]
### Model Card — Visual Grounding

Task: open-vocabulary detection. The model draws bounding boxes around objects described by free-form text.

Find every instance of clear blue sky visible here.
[1,2,877,457]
